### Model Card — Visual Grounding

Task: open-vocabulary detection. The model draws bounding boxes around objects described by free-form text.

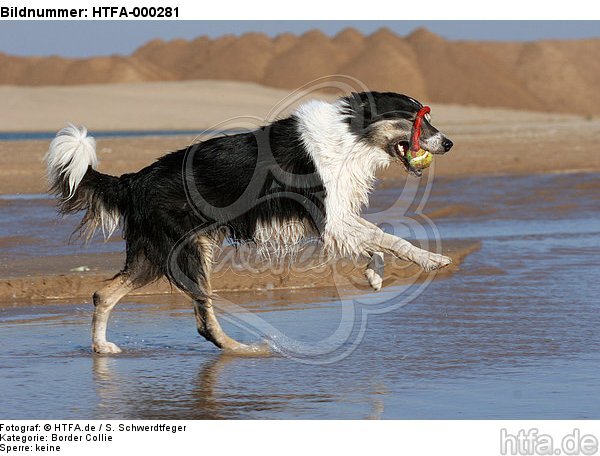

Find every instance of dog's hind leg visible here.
[365,252,384,291]
[191,234,258,353]
[193,299,250,352]
[92,259,152,354]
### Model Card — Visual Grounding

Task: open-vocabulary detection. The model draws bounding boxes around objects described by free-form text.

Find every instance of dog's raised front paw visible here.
[420,253,453,272]
[93,341,122,354]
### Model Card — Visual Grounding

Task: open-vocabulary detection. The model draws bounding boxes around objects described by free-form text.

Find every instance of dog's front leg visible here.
[365,252,384,291]
[358,218,452,271]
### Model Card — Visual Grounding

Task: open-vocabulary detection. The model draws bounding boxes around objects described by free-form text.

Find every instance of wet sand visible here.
[0,241,479,302]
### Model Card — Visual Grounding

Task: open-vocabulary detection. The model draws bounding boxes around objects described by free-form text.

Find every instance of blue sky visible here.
[0,21,598,57]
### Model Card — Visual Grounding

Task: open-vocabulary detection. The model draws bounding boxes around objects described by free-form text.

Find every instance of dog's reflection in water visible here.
[92,353,387,419]
[92,353,232,419]
[92,353,325,419]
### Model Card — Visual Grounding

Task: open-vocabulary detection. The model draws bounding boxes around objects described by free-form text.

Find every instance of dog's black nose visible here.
[442,138,453,152]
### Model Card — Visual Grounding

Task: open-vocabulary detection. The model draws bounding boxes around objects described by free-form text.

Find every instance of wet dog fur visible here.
[46,92,454,354]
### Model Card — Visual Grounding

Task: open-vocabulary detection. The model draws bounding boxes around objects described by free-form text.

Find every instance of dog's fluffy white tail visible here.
[46,124,123,240]
[45,123,98,198]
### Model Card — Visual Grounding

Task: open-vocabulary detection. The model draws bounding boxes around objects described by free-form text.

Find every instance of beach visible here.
[1,79,599,418]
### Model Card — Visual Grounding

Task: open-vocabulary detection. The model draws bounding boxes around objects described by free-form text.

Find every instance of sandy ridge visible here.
[2,28,600,115]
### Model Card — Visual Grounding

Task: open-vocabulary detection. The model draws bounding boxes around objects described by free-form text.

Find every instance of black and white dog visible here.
[46,91,453,354]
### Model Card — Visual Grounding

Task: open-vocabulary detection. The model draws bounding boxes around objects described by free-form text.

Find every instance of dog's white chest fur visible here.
[295,100,391,257]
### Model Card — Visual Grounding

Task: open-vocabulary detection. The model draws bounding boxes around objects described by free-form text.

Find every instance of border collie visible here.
[46,91,453,354]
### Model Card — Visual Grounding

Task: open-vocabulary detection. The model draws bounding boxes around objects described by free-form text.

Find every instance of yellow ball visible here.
[408,148,433,170]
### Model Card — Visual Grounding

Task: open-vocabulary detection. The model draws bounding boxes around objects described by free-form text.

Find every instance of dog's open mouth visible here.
[394,141,431,177]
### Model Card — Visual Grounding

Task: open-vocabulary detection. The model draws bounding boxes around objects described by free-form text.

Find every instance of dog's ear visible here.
[349,92,378,119]
[345,92,380,125]
[346,92,364,112]
[342,92,375,135]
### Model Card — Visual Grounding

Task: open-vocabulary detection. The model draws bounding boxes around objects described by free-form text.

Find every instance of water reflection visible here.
[92,353,341,419]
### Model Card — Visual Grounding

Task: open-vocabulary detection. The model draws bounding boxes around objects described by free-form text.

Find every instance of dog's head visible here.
[342,92,453,176]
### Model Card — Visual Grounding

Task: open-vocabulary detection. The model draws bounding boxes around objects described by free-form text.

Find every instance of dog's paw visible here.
[365,252,384,291]
[420,253,453,272]
[93,341,122,354]
[365,268,383,291]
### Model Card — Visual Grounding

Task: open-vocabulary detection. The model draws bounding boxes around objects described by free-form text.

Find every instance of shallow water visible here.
[1,172,599,419]
[0,129,237,141]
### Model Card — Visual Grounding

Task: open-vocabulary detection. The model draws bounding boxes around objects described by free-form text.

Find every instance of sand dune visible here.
[1,27,599,115]
[0,80,333,132]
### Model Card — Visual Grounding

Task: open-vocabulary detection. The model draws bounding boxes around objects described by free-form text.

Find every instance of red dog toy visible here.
[411,105,431,152]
